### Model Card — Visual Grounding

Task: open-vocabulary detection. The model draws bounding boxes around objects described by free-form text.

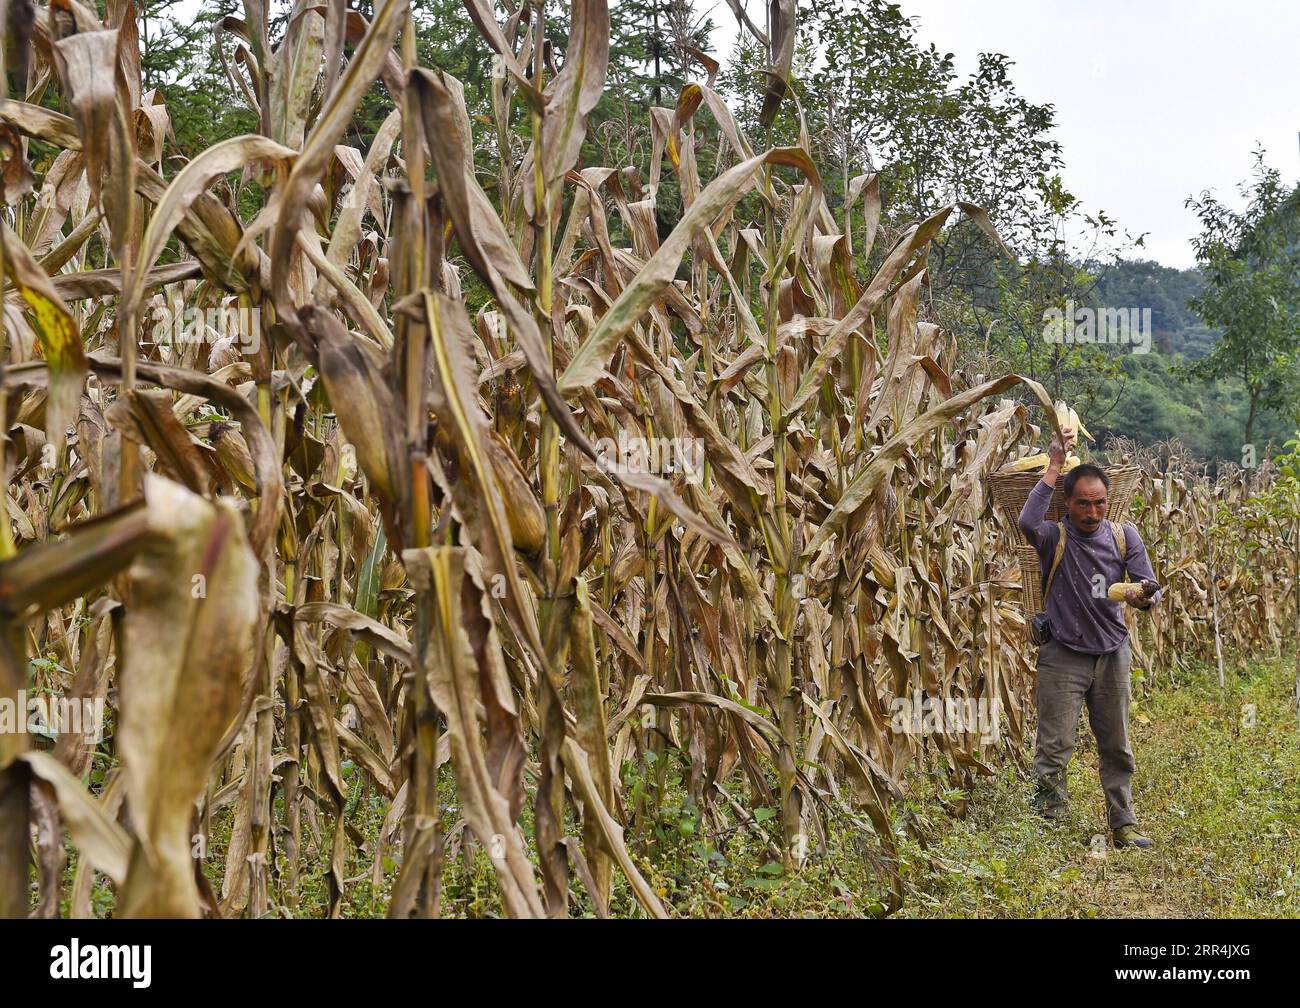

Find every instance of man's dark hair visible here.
[1063,463,1109,499]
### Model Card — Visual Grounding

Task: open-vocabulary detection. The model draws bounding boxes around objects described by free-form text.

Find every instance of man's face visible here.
[1067,475,1108,533]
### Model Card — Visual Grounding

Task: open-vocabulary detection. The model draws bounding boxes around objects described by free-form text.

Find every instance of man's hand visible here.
[1119,584,1144,606]
[1120,583,1157,610]
[1043,429,1074,487]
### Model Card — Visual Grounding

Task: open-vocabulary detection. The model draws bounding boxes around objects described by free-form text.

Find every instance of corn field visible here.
[0,0,1296,919]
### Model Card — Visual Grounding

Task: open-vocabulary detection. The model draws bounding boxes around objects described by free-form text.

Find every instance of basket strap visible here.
[1111,520,1128,580]
[1043,521,1067,603]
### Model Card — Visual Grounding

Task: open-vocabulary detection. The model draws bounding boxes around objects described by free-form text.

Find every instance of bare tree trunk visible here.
[651,0,661,104]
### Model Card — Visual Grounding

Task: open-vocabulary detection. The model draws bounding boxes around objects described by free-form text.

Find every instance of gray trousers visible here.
[1034,636,1137,829]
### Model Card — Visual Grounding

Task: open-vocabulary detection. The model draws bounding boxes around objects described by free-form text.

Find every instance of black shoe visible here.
[1112,825,1154,849]
[1032,778,1068,821]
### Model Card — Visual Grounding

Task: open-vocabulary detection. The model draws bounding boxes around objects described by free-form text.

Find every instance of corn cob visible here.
[211,421,257,491]
[1001,450,1081,474]
[1053,400,1070,431]
[1053,400,1079,449]
[1002,452,1049,473]
[1107,579,1159,603]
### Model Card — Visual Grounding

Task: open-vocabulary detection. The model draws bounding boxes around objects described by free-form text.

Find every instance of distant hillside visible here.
[1090,353,1294,462]
[1087,258,1219,359]
[1081,259,1294,461]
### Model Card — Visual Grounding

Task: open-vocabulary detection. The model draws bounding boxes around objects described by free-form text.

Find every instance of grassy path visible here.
[251,658,1300,917]
[897,659,1300,918]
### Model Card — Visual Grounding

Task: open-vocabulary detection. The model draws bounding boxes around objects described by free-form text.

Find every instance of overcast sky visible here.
[887,0,1300,268]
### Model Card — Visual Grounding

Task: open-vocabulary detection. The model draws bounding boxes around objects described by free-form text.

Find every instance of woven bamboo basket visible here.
[991,465,1141,612]
[1014,544,1048,614]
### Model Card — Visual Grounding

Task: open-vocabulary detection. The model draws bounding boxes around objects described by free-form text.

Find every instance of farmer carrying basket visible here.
[991,408,1162,849]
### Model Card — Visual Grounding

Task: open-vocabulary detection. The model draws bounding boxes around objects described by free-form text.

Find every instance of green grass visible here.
[894,657,1300,918]
[601,657,1300,918]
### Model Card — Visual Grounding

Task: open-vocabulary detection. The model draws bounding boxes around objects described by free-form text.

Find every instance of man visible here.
[1017,429,1161,849]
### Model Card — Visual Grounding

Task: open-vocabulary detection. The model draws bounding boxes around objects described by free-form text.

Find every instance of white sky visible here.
[886,0,1300,268]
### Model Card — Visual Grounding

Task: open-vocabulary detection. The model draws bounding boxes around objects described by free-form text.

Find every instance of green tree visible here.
[711,0,1137,421]
[1182,151,1300,448]
[611,0,716,105]
[138,0,258,157]
[797,1,1079,276]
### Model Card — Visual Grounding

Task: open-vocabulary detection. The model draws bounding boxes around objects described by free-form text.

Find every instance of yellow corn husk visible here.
[1003,452,1049,473]
[211,421,257,491]
[486,429,546,554]
[1049,400,1092,444]
[1053,399,1070,432]
[1062,454,1081,472]
[1067,405,1096,444]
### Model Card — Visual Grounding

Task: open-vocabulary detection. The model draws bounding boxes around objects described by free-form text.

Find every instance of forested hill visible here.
[1083,259,1294,462]
[1089,259,1218,359]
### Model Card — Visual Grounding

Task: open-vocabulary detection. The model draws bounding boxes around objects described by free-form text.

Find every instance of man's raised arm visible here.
[1016,433,1068,547]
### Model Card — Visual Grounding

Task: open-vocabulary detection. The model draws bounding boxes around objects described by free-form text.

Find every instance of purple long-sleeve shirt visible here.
[1018,479,1161,655]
